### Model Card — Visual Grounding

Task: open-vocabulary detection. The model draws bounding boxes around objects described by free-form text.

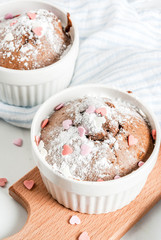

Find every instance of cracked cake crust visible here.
[39,96,154,181]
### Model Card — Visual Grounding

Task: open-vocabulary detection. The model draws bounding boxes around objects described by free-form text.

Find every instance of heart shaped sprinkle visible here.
[62,145,73,155]
[5,13,13,20]
[27,12,36,20]
[13,14,20,18]
[32,27,43,36]
[23,180,35,190]
[54,103,64,111]
[152,129,156,140]
[94,116,106,129]
[4,33,14,41]
[96,107,107,116]
[86,105,95,114]
[97,178,104,182]
[128,135,138,146]
[63,119,72,130]
[0,178,7,187]
[138,161,144,167]
[41,118,49,129]
[78,232,90,240]
[81,144,91,156]
[78,126,86,137]
[69,215,81,225]
[10,20,17,26]
[114,175,120,180]
[13,138,23,147]
[35,136,40,146]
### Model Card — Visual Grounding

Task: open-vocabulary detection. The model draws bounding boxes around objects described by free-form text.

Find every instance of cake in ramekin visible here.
[0,0,79,107]
[0,9,71,70]
[31,85,160,214]
[38,96,154,181]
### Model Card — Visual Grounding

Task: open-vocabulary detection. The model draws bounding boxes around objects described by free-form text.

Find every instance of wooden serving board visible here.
[5,148,161,240]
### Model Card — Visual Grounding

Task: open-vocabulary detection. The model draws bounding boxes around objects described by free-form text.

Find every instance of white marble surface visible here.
[0,118,161,240]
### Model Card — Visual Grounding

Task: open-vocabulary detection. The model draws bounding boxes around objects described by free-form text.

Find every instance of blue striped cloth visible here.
[1,0,161,128]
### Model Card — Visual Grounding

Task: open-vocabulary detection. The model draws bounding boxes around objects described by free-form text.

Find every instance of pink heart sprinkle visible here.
[5,13,13,20]
[69,215,81,225]
[152,129,156,140]
[32,27,43,36]
[54,103,64,111]
[96,107,107,116]
[78,232,90,240]
[86,105,95,114]
[63,119,72,130]
[13,138,23,147]
[41,118,49,129]
[27,12,36,20]
[138,161,144,167]
[10,20,17,26]
[81,144,91,156]
[23,180,35,190]
[114,175,120,180]
[62,145,73,156]
[0,178,7,187]
[35,136,40,146]
[128,135,138,146]
[13,14,20,18]
[78,126,86,137]
[97,178,104,182]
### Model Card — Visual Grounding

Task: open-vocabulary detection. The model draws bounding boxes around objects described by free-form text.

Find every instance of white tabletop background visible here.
[0,0,161,239]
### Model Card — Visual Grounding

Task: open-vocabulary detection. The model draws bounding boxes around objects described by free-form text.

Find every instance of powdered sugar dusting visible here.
[0,9,71,70]
[39,96,153,181]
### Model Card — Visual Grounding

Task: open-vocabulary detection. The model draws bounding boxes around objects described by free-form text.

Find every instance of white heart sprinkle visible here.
[4,33,14,41]
[94,116,106,128]
[69,215,81,225]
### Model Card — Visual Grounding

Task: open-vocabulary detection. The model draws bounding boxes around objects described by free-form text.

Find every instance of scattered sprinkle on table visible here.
[69,215,81,225]
[13,138,23,147]
[0,178,7,187]
[78,231,90,240]
[23,180,35,190]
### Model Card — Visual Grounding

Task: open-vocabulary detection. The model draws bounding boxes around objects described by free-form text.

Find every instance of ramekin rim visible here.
[0,0,79,75]
[31,84,161,186]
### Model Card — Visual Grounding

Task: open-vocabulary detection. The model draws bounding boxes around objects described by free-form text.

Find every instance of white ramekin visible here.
[31,84,160,214]
[0,0,79,107]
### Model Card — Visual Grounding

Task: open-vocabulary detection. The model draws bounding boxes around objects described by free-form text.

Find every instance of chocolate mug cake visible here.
[37,96,154,181]
[0,9,71,70]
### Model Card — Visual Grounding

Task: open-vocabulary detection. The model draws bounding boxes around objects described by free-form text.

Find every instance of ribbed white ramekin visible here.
[0,0,79,107]
[31,85,160,214]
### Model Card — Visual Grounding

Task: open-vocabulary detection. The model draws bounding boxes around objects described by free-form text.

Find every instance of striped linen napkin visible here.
[0,0,161,128]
